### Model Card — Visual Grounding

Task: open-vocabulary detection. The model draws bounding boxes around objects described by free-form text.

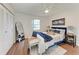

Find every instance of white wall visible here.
[15,13,49,38]
[48,4,79,45]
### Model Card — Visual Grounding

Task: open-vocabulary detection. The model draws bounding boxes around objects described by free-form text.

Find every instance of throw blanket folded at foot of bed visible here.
[32,31,53,42]
[37,32,53,42]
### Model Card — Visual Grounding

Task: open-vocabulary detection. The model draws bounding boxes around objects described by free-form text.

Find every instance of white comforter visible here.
[45,33,65,49]
[37,32,65,54]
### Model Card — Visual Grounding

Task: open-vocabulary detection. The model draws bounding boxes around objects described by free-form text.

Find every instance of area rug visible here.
[30,45,67,55]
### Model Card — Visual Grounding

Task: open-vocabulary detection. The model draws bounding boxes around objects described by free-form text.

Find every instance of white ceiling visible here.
[11,3,79,17]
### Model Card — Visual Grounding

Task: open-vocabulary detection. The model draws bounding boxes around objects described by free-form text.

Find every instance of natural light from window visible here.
[32,19,40,31]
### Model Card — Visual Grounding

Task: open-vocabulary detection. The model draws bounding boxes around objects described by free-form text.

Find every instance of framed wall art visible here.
[52,18,65,25]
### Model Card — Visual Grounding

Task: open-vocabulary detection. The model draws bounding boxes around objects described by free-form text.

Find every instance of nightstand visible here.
[67,33,76,47]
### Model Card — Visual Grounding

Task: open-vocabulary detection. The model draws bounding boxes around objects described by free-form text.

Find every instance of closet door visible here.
[2,10,11,54]
[10,14,15,43]
[0,4,14,55]
[0,5,5,54]
[3,10,14,54]
[0,5,4,40]
[8,12,14,44]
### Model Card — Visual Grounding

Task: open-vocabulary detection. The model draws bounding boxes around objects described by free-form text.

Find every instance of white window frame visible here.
[32,19,40,31]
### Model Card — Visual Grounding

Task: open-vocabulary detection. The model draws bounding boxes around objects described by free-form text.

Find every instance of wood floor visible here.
[7,39,29,55]
[7,39,79,55]
[61,44,79,55]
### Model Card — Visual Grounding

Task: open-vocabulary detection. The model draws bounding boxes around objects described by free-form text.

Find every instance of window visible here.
[32,19,40,30]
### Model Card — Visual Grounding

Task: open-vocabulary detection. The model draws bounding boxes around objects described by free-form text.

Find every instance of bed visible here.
[37,27,67,54]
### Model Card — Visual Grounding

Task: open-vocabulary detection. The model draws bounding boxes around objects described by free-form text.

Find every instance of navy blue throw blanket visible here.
[37,32,53,42]
[32,31,53,42]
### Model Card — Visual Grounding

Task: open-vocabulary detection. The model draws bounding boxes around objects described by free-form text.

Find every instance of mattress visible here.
[45,33,65,49]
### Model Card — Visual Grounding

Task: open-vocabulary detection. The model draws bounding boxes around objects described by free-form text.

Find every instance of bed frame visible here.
[51,26,67,43]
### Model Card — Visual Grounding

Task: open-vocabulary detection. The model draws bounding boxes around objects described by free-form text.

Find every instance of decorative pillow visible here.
[47,31,55,35]
[52,30,60,33]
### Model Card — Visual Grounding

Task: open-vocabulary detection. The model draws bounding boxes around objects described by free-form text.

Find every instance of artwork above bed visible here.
[52,18,65,25]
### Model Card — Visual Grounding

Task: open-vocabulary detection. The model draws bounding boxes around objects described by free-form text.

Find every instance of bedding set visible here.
[32,30,65,54]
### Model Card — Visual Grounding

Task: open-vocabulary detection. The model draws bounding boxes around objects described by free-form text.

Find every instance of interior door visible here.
[3,10,14,53]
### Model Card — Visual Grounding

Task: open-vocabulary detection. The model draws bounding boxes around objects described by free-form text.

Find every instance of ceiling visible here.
[11,3,79,17]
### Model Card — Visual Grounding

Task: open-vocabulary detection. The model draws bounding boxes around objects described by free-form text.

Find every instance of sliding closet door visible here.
[0,4,14,54]
[3,10,14,54]
[3,10,10,54]
[7,12,14,45]
[0,5,5,54]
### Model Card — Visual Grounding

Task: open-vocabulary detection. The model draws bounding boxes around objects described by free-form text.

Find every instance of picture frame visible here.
[52,18,65,25]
